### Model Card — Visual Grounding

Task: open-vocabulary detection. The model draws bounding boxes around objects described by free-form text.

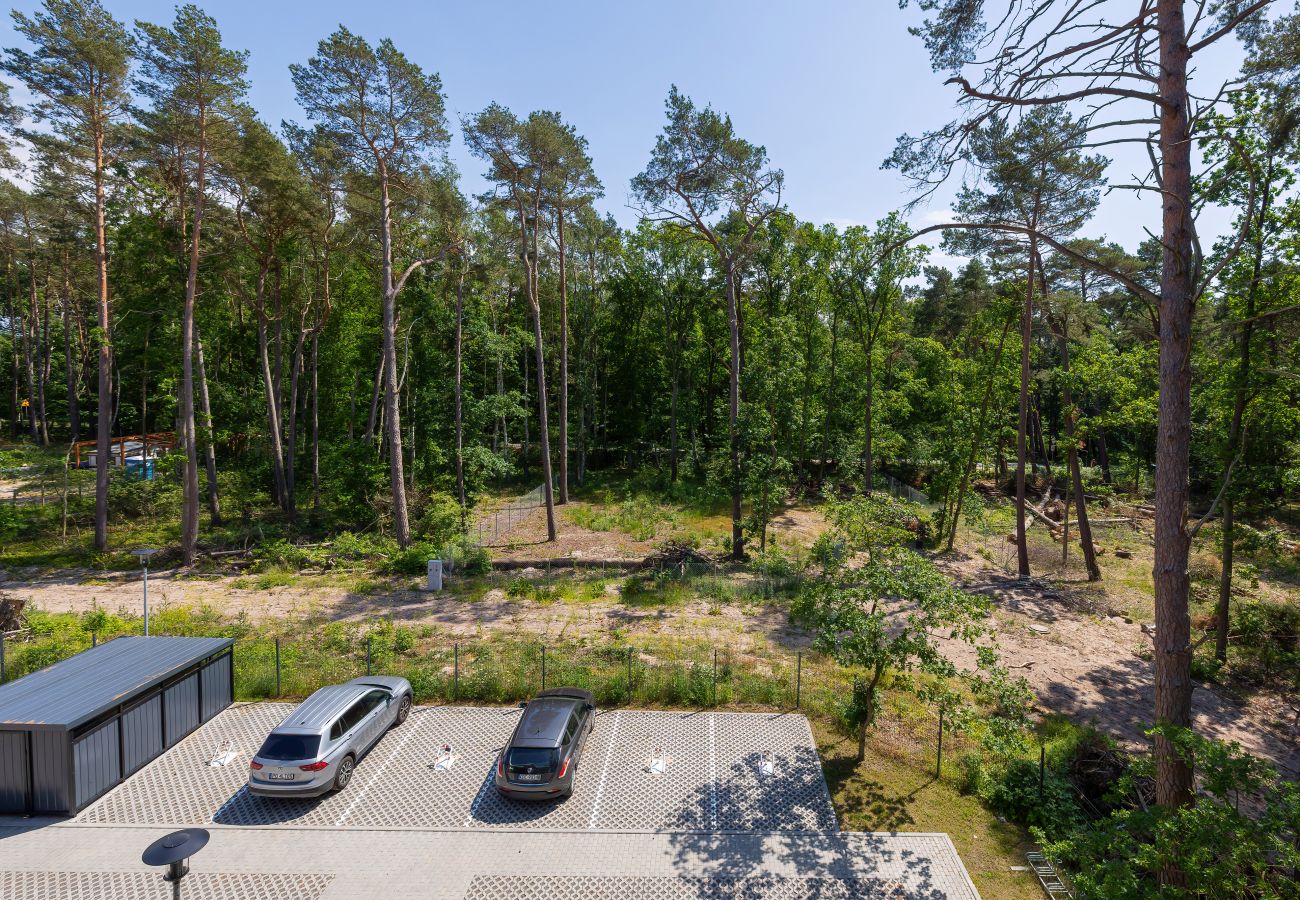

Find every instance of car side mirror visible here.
[584,703,594,711]
[517,701,528,709]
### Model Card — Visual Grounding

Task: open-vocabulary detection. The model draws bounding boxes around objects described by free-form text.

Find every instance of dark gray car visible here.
[495,688,595,799]
[248,675,412,798]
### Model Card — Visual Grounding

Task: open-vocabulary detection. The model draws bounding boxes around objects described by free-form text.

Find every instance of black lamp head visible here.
[142,828,209,868]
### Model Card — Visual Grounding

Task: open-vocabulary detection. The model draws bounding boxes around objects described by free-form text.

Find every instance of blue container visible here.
[124,458,156,481]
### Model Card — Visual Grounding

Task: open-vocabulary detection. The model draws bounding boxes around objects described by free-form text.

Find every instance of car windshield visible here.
[258,733,321,761]
[508,747,558,770]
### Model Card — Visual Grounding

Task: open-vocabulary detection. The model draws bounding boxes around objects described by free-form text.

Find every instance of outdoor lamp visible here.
[131,548,161,636]
[142,828,209,900]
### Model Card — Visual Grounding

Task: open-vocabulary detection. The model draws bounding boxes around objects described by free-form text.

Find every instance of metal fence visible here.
[879,472,934,509]
[467,483,547,547]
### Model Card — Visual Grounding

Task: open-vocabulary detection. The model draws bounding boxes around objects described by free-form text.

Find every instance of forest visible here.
[0,1,1298,896]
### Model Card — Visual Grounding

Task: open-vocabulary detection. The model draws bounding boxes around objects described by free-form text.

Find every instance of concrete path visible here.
[0,823,979,899]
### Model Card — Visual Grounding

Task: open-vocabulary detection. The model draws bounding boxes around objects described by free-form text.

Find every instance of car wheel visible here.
[394,693,412,727]
[332,755,356,793]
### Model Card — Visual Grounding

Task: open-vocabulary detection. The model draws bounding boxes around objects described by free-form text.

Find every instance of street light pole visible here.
[132,548,160,636]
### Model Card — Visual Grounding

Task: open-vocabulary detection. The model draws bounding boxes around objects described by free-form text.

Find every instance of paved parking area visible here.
[78,703,837,833]
[0,702,985,898]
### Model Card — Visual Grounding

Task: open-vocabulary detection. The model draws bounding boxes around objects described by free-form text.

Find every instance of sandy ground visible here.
[5,500,1296,781]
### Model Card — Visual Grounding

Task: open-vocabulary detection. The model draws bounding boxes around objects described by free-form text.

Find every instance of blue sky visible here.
[2,0,1249,263]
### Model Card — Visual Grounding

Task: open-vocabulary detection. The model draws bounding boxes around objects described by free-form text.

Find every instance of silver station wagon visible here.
[248,676,413,798]
[495,687,596,799]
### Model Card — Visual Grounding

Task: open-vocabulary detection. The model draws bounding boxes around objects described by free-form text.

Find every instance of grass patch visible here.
[816,720,1040,900]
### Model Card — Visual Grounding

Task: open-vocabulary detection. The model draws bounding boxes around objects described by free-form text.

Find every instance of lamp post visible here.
[142,828,209,900]
[131,548,160,636]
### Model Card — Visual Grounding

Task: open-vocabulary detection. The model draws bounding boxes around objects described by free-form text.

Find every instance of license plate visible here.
[514,773,544,782]
[267,772,296,781]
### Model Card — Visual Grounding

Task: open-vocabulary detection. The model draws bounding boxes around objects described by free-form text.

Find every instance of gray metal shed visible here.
[0,636,234,815]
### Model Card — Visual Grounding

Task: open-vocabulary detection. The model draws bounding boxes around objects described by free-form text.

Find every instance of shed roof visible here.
[0,636,233,732]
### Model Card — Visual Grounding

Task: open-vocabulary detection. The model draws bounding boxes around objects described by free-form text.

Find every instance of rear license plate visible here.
[267,772,296,781]
[514,773,545,782]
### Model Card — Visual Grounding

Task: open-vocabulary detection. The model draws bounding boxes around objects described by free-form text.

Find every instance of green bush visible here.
[984,758,1084,839]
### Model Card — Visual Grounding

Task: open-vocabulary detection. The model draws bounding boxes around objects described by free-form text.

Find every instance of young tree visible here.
[464,105,560,540]
[5,0,132,550]
[136,4,248,565]
[891,0,1275,822]
[632,87,783,559]
[936,107,1106,577]
[794,494,994,761]
[291,28,451,549]
[535,113,601,504]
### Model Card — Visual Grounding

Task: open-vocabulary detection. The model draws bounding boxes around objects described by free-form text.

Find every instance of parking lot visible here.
[0,701,983,898]
[76,702,838,833]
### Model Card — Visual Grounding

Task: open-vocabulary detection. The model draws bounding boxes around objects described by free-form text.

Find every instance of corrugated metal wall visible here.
[201,654,232,721]
[164,673,200,747]
[1,647,234,815]
[72,719,120,809]
[0,731,29,813]
[121,695,163,776]
[30,730,68,813]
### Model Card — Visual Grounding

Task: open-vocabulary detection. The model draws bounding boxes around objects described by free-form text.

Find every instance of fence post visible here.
[92,632,97,649]
[1039,744,1046,800]
[626,646,633,694]
[712,648,718,707]
[937,707,945,777]
[275,638,282,698]
[795,652,802,710]
[366,635,372,676]
[1,633,5,682]
[453,643,459,701]
[541,645,547,690]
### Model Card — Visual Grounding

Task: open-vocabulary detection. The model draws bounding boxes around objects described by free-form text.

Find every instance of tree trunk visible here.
[311,328,321,509]
[817,306,840,487]
[453,268,466,515]
[1059,331,1100,581]
[669,333,682,483]
[726,263,744,560]
[364,353,383,447]
[255,264,289,513]
[948,314,1013,551]
[557,202,569,504]
[286,330,304,520]
[1015,237,1036,578]
[378,170,411,548]
[94,129,111,549]
[195,325,220,525]
[1152,0,1196,826]
[178,113,206,566]
[61,254,79,441]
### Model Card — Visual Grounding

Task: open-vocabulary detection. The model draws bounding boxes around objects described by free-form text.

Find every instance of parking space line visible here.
[708,714,718,830]
[335,711,429,827]
[587,711,621,829]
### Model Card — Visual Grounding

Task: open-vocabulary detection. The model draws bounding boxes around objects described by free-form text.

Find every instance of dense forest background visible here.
[1,5,1299,883]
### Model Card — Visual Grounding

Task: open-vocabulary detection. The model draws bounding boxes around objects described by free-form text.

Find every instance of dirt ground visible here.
[6,498,1297,782]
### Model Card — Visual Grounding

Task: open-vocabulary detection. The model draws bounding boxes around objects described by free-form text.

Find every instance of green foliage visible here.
[1043,726,1300,900]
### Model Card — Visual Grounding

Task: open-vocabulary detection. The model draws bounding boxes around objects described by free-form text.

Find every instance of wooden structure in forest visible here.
[71,432,177,469]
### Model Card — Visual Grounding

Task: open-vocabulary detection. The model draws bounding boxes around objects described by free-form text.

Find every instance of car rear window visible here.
[508,747,558,770]
[258,733,321,761]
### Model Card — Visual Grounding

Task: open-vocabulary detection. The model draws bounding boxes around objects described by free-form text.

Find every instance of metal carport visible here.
[0,636,234,815]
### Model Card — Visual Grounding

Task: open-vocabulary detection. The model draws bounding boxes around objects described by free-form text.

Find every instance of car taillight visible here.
[299,761,330,771]
[249,761,263,770]
[497,754,505,777]
[557,757,570,779]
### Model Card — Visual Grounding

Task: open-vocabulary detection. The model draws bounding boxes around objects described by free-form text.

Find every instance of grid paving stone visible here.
[462,875,938,899]
[0,871,331,900]
[75,703,838,833]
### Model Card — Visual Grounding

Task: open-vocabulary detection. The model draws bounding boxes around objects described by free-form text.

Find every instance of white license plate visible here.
[514,774,544,782]
[267,772,297,781]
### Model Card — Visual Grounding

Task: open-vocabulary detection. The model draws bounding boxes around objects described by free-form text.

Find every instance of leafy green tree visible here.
[5,0,132,549]
[291,27,451,549]
[795,493,992,761]
[136,3,248,564]
[633,86,783,560]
